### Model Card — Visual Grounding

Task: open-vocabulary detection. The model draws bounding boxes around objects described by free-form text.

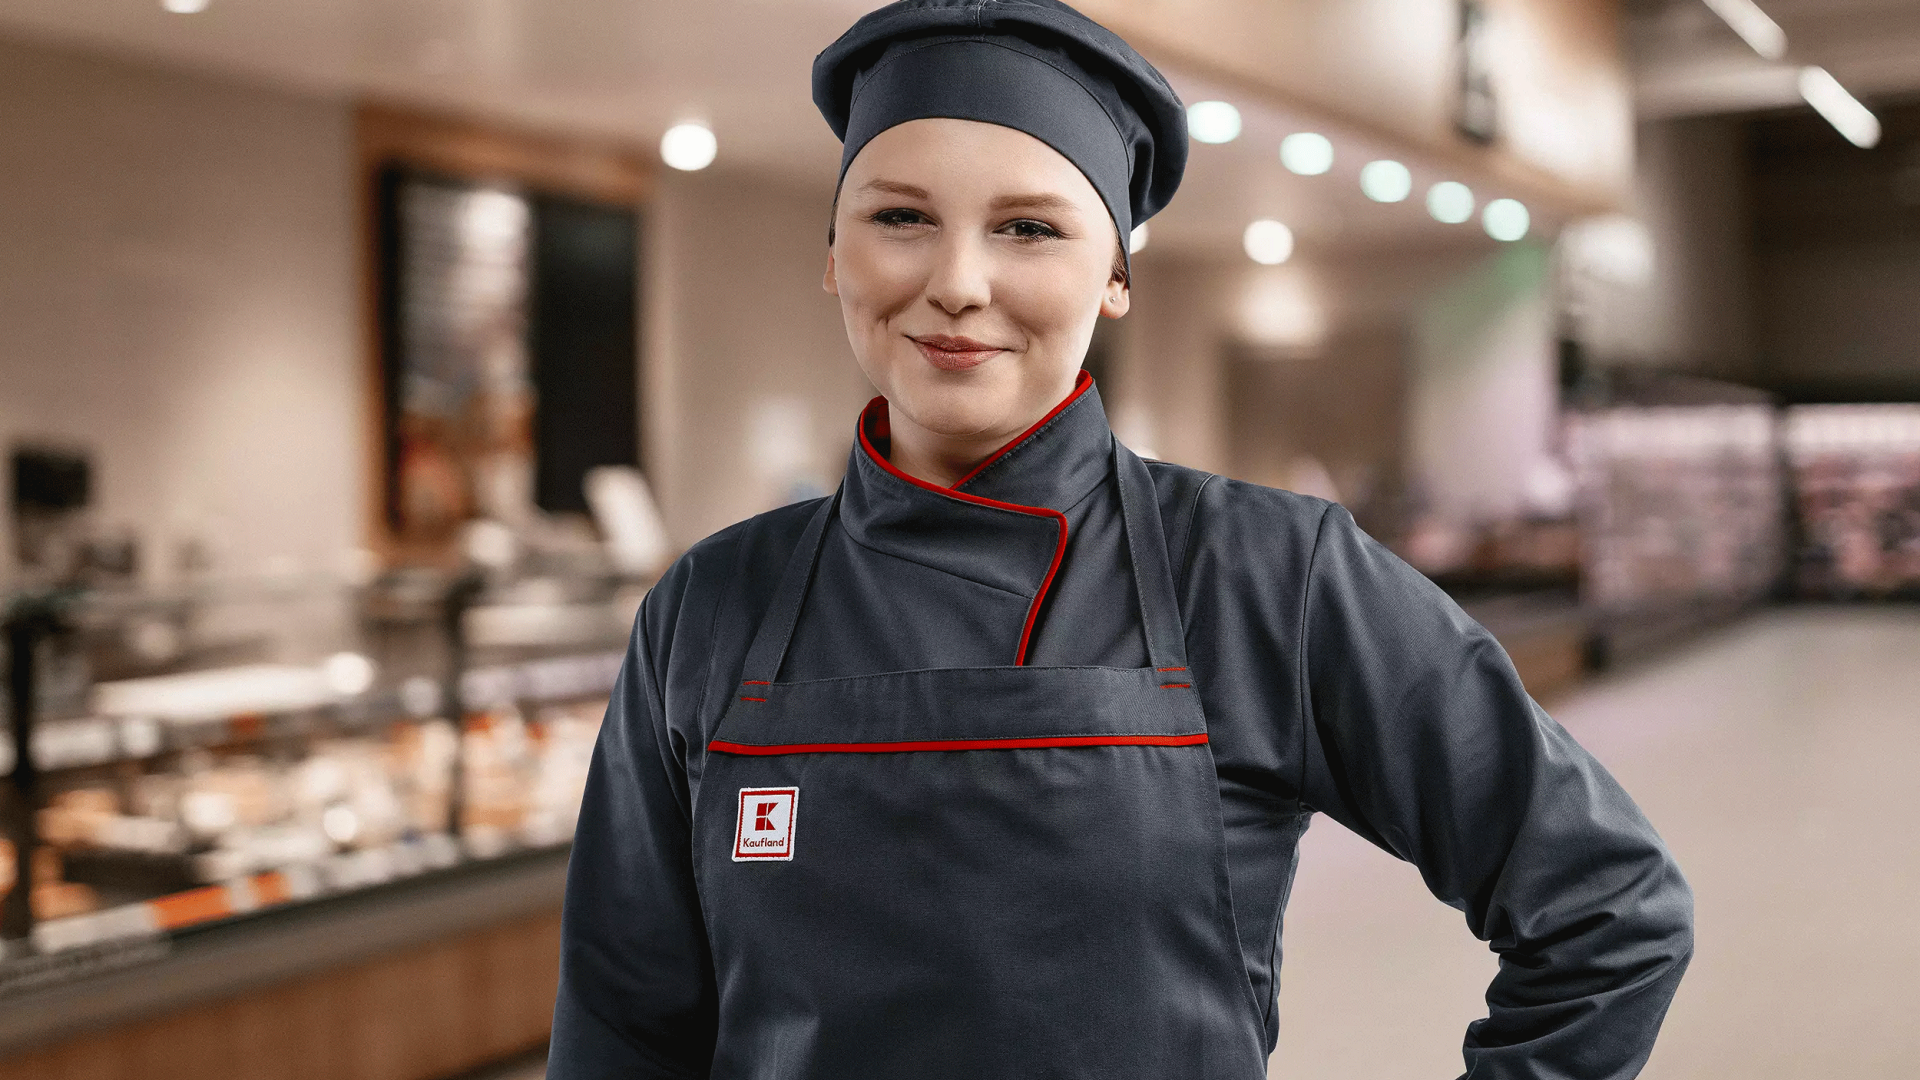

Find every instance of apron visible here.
[692,441,1268,1079]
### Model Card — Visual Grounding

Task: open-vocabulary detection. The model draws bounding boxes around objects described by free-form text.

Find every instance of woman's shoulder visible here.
[634,497,828,680]
[649,497,827,613]
[1144,459,1339,564]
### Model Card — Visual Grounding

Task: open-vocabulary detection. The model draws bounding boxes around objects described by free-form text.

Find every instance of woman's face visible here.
[825,118,1127,447]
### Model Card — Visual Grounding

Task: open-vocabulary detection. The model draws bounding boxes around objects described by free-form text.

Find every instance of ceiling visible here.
[0,0,1555,263]
[1630,0,1920,118]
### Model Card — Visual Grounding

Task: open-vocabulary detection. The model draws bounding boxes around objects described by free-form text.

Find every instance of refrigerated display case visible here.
[1565,402,1788,661]
[0,566,634,1013]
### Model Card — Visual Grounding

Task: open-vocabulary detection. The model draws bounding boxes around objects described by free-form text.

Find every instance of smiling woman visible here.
[826,118,1127,485]
[548,3,1693,1079]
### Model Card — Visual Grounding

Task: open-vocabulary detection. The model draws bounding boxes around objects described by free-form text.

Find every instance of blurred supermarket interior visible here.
[1,0,1917,1077]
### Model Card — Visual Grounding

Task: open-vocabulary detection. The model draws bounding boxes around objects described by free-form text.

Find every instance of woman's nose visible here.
[923,233,991,315]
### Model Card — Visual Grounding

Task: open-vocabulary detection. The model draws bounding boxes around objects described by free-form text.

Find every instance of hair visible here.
[828,194,1131,288]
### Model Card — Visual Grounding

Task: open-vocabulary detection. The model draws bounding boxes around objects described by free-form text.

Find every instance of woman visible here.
[550,2,1692,1078]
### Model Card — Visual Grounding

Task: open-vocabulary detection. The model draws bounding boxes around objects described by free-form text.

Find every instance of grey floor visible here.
[1271,605,1920,1079]
[480,606,1920,1080]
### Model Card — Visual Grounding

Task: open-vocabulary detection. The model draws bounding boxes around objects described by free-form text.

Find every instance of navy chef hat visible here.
[812,0,1188,255]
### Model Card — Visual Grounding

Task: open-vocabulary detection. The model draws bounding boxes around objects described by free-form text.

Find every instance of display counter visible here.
[0,847,565,1077]
[1,568,639,1078]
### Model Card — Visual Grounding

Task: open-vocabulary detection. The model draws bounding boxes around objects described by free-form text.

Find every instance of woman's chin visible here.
[891,383,1021,442]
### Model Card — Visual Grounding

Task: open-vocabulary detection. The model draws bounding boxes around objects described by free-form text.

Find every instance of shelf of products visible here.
[1783,404,1920,597]
[0,570,633,986]
[1566,404,1787,613]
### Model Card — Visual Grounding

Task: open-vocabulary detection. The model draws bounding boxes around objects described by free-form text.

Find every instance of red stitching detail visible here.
[859,399,1070,667]
[738,696,767,703]
[1156,667,1187,672]
[741,680,770,685]
[708,732,1208,756]
[1161,683,1192,689]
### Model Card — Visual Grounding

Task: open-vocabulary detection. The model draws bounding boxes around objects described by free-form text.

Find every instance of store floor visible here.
[1271,605,1920,1080]
[470,607,1919,1080]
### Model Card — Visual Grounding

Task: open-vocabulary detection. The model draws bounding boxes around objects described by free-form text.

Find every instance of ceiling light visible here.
[1128,223,1150,254]
[1243,219,1295,265]
[162,0,210,11]
[1280,133,1334,176]
[1359,160,1413,203]
[660,123,718,171]
[1426,182,1475,224]
[1187,101,1242,145]
[1484,199,1531,242]
[1799,67,1881,149]
[1702,0,1787,61]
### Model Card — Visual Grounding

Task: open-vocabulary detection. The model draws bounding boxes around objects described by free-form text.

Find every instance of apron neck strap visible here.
[737,491,840,686]
[736,440,1188,683]
[1113,439,1189,672]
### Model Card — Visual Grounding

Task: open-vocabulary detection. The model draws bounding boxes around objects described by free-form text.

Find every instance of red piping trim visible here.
[1156,666,1187,672]
[1160,683,1192,689]
[738,696,767,703]
[858,397,1071,666]
[951,370,1094,488]
[741,680,770,686]
[709,732,1207,756]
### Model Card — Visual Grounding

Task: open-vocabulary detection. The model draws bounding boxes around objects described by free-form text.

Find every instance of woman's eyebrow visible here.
[990,192,1079,213]
[854,179,931,199]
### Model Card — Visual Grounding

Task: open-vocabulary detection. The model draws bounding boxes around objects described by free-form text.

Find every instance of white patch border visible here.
[733,786,799,862]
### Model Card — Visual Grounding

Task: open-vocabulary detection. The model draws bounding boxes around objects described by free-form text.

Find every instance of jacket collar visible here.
[838,372,1112,598]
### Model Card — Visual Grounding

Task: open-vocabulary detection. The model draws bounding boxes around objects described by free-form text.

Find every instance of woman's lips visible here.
[911,334,1005,371]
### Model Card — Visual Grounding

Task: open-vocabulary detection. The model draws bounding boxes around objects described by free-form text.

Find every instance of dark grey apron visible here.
[692,442,1268,1079]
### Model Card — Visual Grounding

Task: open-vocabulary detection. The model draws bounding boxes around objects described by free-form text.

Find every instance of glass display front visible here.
[1,566,632,971]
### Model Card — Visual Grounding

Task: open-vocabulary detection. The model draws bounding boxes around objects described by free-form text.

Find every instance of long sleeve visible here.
[548,589,718,1079]
[1296,504,1693,1079]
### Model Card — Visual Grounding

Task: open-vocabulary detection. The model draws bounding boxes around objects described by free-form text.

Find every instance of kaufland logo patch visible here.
[733,787,798,861]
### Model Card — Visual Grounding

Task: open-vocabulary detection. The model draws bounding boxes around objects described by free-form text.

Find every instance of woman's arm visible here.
[1297,504,1693,1080]
[548,590,718,1079]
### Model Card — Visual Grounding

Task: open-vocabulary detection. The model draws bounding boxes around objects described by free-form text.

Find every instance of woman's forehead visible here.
[843,118,1104,211]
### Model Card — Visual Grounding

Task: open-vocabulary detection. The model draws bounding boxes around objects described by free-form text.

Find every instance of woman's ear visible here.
[823,250,839,296]
[1100,279,1130,319]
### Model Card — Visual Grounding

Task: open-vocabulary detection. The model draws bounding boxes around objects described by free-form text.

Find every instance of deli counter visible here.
[0,566,643,1078]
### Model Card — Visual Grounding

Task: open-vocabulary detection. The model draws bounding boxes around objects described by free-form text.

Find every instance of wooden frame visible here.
[353,102,652,565]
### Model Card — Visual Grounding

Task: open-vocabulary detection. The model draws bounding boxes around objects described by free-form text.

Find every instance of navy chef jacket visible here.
[549,375,1693,1079]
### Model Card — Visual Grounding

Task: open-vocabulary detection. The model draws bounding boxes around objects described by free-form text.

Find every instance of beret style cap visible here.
[812,0,1188,251]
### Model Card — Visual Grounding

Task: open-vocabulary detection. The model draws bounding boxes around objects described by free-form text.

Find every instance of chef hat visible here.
[812,0,1189,253]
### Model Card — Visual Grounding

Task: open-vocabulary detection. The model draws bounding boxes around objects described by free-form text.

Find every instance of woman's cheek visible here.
[1003,265,1095,347]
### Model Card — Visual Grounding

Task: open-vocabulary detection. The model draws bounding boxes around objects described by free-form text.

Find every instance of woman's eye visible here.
[870,208,929,228]
[1001,219,1064,241]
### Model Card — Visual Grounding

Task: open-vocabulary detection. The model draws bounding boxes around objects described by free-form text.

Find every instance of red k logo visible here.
[734,788,798,861]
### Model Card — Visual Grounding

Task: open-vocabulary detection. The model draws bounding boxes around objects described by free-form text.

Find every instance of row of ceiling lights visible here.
[150,0,1560,257]
[151,0,1548,255]
[1184,99,1530,267]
